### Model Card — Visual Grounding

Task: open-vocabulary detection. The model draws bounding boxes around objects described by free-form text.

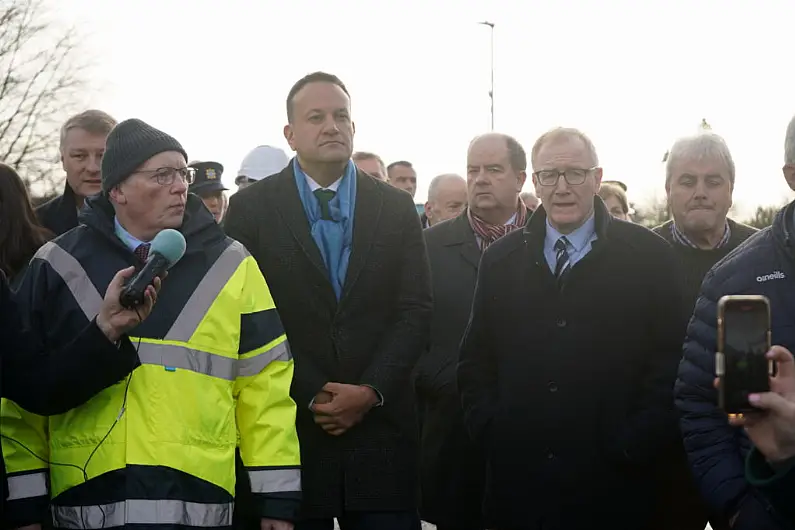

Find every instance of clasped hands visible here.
[312,382,380,436]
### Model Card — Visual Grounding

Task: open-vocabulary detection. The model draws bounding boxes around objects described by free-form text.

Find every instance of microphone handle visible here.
[119,253,170,309]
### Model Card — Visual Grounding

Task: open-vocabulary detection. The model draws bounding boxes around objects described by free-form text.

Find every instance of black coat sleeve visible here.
[225,191,331,408]
[607,241,687,464]
[1,270,139,416]
[359,192,433,403]
[457,253,498,446]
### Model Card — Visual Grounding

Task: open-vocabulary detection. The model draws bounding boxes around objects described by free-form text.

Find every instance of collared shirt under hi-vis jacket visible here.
[1,193,301,529]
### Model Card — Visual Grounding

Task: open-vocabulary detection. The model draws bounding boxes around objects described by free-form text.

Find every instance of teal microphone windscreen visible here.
[150,229,187,268]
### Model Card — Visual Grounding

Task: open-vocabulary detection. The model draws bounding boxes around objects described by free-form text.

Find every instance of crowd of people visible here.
[0,70,794,530]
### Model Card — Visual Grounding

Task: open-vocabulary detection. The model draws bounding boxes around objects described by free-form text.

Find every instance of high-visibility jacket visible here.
[1,194,301,528]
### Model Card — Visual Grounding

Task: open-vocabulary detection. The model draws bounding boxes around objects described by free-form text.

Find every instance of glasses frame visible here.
[134,166,196,186]
[534,167,598,187]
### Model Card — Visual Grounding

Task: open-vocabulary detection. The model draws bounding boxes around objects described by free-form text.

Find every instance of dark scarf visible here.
[467,200,528,251]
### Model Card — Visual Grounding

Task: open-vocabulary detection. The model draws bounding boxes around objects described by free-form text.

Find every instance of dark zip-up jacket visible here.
[675,201,795,530]
[34,182,82,237]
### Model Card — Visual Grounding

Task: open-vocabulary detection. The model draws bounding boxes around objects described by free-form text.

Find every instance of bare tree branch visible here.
[0,0,89,197]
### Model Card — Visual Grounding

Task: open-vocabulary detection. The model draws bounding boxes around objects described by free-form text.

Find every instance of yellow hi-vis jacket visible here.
[2,216,301,528]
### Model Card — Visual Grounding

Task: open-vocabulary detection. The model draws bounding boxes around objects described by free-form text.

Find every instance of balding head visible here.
[466,133,527,224]
[520,191,540,211]
[425,173,467,226]
[469,133,527,172]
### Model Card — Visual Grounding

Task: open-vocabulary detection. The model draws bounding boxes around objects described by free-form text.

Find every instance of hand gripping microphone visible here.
[119,229,187,309]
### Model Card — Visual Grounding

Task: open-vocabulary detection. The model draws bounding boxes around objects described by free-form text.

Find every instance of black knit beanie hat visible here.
[101,119,188,192]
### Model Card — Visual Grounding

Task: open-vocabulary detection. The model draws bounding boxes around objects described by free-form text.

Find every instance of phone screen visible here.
[722,300,770,413]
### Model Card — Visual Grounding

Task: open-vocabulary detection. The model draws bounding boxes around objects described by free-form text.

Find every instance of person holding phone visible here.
[723,346,795,525]
[674,114,795,530]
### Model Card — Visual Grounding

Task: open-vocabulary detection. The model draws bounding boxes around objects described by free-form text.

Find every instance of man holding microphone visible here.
[2,118,301,530]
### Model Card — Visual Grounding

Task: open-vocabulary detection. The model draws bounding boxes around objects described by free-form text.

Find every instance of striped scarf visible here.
[468,201,528,251]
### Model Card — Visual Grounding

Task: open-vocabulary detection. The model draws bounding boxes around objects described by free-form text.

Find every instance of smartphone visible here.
[716,295,774,415]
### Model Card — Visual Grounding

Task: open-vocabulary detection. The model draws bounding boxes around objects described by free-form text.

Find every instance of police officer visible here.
[189,160,228,223]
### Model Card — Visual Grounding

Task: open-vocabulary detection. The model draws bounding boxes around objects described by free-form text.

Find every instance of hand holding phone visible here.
[716,295,776,415]
[718,346,795,463]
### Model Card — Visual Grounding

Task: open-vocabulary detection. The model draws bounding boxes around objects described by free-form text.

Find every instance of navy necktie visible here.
[553,237,571,288]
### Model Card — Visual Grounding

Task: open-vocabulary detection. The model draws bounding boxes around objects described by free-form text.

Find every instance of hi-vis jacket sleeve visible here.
[0,255,136,527]
[1,399,49,527]
[233,255,301,522]
[1,268,49,527]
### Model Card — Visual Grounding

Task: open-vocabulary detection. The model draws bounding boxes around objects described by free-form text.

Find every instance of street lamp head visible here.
[479,21,495,28]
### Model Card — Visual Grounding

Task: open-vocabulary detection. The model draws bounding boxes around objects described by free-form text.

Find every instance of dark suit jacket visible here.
[415,211,485,527]
[224,163,432,518]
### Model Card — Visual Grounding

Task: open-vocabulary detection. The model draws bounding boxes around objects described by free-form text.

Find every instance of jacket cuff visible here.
[254,493,301,523]
[87,318,140,374]
[4,495,50,528]
[361,384,384,407]
[746,447,795,486]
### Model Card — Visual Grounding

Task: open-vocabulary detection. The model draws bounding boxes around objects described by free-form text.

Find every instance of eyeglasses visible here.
[135,166,196,186]
[534,167,597,187]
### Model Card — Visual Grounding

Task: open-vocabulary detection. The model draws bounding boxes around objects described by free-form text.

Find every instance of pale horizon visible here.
[59,0,795,219]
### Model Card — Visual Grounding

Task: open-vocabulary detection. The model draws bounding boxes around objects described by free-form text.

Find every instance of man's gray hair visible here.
[427,173,464,202]
[530,127,599,170]
[665,131,735,186]
[60,109,117,152]
[785,115,795,165]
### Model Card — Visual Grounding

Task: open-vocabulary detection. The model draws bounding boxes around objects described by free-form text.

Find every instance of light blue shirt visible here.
[114,217,147,252]
[544,215,597,274]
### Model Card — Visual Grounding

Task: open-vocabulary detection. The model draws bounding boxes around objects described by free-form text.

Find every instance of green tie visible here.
[313,188,337,221]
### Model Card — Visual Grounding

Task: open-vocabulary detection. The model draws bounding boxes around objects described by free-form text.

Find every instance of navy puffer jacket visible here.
[675,201,795,530]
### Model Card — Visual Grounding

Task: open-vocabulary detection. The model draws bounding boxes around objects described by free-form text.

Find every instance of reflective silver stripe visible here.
[7,471,47,500]
[238,341,292,378]
[35,242,102,320]
[248,467,301,494]
[53,499,233,528]
[136,339,291,381]
[166,242,248,342]
[136,342,236,380]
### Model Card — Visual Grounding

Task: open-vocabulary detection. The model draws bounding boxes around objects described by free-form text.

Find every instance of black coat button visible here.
[548,382,558,392]
[556,319,566,327]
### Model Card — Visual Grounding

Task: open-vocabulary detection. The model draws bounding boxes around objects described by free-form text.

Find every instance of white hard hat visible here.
[236,145,290,184]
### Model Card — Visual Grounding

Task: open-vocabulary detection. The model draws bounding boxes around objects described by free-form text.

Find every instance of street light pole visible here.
[479,21,495,130]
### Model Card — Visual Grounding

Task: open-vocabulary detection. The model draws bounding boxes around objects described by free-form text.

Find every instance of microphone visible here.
[119,229,186,309]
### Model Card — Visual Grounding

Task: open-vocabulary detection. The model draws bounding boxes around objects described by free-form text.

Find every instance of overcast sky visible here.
[62,0,795,216]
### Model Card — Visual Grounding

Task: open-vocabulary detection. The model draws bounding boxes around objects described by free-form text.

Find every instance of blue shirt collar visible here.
[545,214,596,250]
[114,216,147,252]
